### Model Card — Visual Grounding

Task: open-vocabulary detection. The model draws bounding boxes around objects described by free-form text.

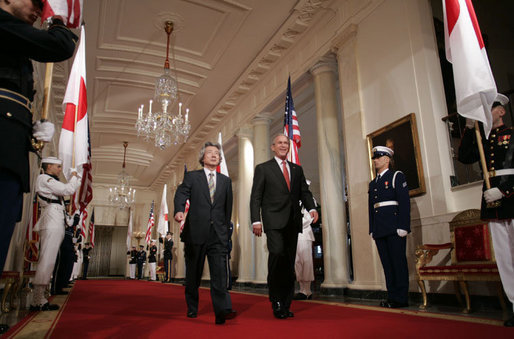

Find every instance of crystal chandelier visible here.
[135,21,191,150]
[109,142,136,209]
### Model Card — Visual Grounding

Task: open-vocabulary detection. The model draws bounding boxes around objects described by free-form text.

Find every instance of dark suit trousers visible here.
[184,227,229,316]
[375,235,409,304]
[0,169,23,274]
[266,223,298,309]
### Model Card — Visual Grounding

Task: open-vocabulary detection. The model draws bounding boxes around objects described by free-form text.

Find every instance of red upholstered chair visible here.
[415,209,506,313]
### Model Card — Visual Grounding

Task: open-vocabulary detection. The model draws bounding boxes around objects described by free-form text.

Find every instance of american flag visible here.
[145,201,155,243]
[283,76,301,165]
[89,210,95,247]
[80,208,88,238]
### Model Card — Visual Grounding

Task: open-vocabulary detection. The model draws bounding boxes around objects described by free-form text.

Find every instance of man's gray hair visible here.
[272,133,288,145]
[198,141,222,166]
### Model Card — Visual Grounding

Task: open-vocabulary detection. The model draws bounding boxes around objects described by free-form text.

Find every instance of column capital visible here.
[309,53,337,77]
[236,125,253,139]
[252,112,273,126]
[331,24,358,54]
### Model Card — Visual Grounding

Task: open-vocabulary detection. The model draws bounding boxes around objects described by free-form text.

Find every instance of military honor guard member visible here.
[31,157,80,311]
[174,141,236,325]
[250,134,318,319]
[82,242,92,280]
[127,246,137,279]
[458,94,514,327]
[136,245,146,280]
[160,232,174,282]
[368,146,410,308]
[148,240,158,281]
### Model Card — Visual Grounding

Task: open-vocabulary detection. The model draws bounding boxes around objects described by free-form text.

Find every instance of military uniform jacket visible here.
[127,250,137,264]
[458,125,514,220]
[136,250,146,263]
[83,247,91,263]
[368,169,411,239]
[148,245,157,263]
[34,173,80,232]
[0,9,77,192]
[162,238,173,260]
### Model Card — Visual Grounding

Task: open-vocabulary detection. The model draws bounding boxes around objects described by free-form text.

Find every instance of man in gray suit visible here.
[250,134,318,319]
[174,142,236,325]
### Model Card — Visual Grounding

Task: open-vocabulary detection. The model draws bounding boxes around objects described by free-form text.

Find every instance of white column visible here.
[252,113,272,284]
[310,54,349,288]
[236,125,255,282]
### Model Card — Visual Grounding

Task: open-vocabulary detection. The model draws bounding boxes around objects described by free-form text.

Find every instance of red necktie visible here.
[282,161,290,191]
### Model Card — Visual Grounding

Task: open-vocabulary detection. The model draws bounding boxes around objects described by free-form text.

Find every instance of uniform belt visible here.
[489,169,514,177]
[37,194,61,204]
[0,88,32,111]
[374,201,399,209]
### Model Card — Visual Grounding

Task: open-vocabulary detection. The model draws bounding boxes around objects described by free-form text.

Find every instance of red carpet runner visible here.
[45,280,509,338]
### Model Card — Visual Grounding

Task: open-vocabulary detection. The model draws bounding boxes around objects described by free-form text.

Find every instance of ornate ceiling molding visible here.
[150,0,332,190]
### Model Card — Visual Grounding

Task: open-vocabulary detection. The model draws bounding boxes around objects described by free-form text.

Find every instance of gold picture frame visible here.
[366,113,426,197]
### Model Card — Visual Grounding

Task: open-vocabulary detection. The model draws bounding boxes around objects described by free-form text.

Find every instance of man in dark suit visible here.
[174,141,236,325]
[250,134,318,319]
[368,146,410,308]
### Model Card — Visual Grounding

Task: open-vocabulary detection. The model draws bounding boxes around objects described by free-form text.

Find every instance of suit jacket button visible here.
[6,112,12,117]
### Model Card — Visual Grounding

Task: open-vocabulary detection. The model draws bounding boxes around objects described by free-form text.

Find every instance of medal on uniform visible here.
[384,181,389,189]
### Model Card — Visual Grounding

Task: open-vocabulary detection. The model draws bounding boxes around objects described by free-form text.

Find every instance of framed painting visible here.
[366,113,426,197]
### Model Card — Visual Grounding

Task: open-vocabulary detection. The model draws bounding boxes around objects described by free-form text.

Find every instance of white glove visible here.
[484,187,503,203]
[465,118,475,129]
[32,120,55,142]
[397,229,408,237]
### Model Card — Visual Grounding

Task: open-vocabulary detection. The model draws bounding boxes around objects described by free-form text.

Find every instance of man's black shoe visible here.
[30,303,59,311]
[293,293,308,300]
[272,301,287,319]
[0,324,9,334]
[224,309,237,320]
[504,316,514,327]
[187,311,197,318]
[286,310,294,318]
[41,302,59,311]
[215,313,225,325]
[384,301,408,308]
[379,300,388,307]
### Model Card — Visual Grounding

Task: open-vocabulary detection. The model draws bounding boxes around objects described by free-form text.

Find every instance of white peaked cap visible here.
[42,156,63,165]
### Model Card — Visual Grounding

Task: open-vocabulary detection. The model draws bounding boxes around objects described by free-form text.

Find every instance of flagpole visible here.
[32,63,55,152]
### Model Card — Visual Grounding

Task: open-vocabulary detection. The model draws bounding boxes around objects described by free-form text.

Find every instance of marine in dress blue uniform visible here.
[368,146,411,308]
[458,94,514,327]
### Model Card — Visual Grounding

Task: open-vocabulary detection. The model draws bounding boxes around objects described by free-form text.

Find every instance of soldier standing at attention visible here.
[160,232,174,282]
[368,146,410,308]
[136,245,146,280]
[127,246,137,279]
[31,157,80,311]
[147,240,157,281]
[458,94,514,327]
[82,242,92,279]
